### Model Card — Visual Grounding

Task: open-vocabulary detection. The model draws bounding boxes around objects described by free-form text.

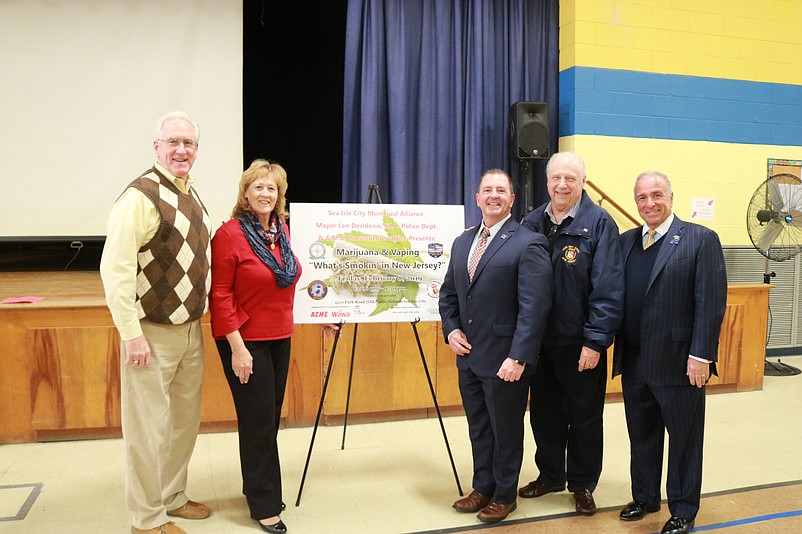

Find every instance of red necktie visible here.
[468,228,490,281]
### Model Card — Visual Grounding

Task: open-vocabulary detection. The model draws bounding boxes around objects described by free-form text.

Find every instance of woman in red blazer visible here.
[210,159,301,534]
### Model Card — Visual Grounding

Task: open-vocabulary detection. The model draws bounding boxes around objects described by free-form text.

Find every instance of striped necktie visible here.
[643,228,656,250]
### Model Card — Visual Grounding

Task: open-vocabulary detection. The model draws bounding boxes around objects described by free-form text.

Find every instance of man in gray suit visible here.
[440,169,552,524]
[613,171,727,534]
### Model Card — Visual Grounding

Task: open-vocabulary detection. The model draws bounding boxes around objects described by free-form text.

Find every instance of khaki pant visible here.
[121,319,205,529]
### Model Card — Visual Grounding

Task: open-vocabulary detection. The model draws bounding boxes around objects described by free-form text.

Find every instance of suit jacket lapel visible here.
[647,217,684,291]
[470,218,517,284]
[623,228,640,263]
[454,226,476,282]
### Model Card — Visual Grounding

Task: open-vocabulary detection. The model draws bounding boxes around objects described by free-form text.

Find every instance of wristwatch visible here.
[514,359,525,367]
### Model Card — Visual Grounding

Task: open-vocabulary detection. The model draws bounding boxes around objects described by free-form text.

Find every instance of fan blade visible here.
[787,192,802,212]
[787,209,802,228]
[756,220,784,252]
[767,179,785,211]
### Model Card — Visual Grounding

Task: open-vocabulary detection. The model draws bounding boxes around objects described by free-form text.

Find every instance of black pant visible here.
[216,337,291,520]
[621,347,706,521]
[528,343,607,492]
[459,366,529,504]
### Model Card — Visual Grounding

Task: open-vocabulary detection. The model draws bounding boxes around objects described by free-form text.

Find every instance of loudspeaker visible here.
[510,102,549,161]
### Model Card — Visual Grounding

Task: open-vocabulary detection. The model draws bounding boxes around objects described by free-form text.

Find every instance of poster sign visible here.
[290,203,466,324]
[690,197,715,220]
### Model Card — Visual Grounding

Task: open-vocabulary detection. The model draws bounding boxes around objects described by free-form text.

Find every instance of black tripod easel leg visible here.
[410,319,464,496]
[341,323,359,449]
[295,322,345,506]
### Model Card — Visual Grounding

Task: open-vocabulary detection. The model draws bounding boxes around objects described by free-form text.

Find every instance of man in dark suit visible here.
[439,169,552,524]
[518,152,624,516]
[613,171,727,534]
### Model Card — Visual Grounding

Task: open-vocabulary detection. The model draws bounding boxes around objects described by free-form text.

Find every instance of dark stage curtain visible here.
[342,0,559,227]
[243,0,346,207]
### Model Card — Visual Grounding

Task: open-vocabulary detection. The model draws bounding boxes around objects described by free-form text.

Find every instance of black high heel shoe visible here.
[258,519,287,534]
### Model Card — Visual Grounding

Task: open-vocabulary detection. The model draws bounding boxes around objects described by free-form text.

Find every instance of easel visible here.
[295,184,464,505]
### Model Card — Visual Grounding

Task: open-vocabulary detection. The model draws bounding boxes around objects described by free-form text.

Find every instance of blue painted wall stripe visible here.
[559,67,802,146]
[693,508,802,531]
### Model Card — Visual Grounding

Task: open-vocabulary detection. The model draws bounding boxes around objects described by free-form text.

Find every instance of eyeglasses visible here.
[157,138,198,151]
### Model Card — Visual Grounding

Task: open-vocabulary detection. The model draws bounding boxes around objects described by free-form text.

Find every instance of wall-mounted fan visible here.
[746,172,802,376]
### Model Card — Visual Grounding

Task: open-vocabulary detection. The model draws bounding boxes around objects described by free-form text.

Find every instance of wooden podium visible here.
[0,272,771,444]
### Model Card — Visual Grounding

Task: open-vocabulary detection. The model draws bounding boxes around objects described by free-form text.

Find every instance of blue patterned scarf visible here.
[239,211,299,288]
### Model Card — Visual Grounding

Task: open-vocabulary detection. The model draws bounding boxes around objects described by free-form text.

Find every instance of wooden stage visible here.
[0,272,771,444]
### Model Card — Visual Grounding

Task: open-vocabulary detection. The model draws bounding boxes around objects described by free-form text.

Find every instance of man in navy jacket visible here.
[440,169,552,524]
[518,152,624,516]
[614,171,726,534]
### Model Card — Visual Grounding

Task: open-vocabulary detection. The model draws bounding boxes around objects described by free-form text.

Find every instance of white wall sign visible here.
[690,197,715,220]
[291,203,466,324]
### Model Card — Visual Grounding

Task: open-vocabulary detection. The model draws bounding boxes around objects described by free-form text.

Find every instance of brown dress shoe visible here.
[166,500,211,520]
[518,480,565,498]
[477,501,517,523]
[131,522,186,534]
[452,490,491,513]
[573,489,596,515]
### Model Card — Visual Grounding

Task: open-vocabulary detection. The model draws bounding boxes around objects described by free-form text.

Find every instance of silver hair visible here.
[545,151,586,178]
[154,111,200,142]
[635,171,672,195]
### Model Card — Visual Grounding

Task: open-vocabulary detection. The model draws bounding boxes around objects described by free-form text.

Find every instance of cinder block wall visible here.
[558,0,802,245]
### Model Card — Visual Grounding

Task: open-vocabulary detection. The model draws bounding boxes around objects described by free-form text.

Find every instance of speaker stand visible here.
[520,161,535,213]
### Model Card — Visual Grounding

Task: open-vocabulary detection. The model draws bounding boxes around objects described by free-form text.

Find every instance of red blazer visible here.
[210,218,301,340]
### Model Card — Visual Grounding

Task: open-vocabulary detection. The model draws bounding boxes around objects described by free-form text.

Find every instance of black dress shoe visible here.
[661,516,694,534]
[258,519,287,534]
[518,480,565,498]
[619,500,661,521]
[573,489,596,515]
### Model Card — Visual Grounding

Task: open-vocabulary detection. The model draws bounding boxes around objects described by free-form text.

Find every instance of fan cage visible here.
[746,173,802,262]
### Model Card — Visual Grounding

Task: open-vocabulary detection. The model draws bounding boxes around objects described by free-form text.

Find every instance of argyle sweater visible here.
[127,167,211,324]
